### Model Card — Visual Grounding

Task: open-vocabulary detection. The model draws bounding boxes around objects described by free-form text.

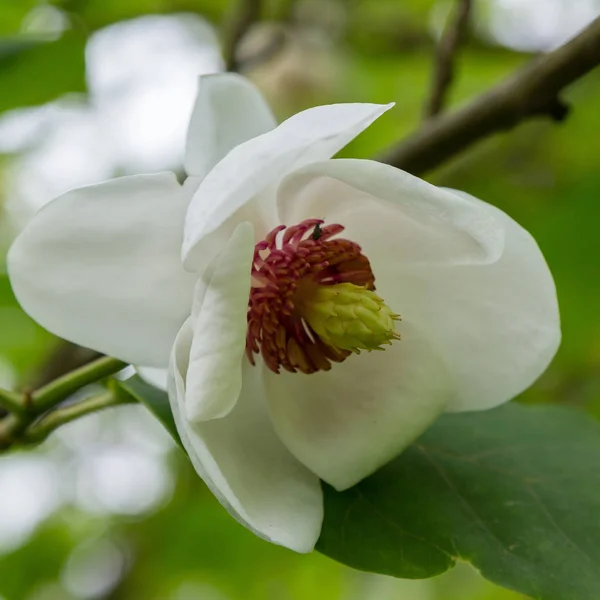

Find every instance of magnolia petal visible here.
[262,322,454,491]
[276,159,504,268]
[277,161,559,412]
[184,73,277,180]
[169,319,323,552]
[182,103,394,269]
[185,222,254,422]
[427,189,561,411]
[8,173,197,367]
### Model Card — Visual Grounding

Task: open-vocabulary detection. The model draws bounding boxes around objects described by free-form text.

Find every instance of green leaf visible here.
[113,376,182,448]
[317,403,600,600]
[0,34,86,113]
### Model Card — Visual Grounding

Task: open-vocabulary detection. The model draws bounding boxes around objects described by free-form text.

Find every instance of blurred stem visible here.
[0,413,22,450]
[33,356,128,413]
[23,390,137,445]
[0,388,26,415]
[423,0,472,119]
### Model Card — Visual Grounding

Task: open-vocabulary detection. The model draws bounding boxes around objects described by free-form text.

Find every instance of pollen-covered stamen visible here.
[246,219,399,374]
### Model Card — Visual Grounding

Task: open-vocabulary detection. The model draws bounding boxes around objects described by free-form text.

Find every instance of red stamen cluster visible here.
[246,219,375,374]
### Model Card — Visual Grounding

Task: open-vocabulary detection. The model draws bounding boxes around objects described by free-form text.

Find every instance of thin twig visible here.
[224,0,263,71]
[23,390,137,445]
[33,356,128,412]
[0,356,128,450]
[31,340,101,389]
[424,0,472,119]
[379,15,600,175]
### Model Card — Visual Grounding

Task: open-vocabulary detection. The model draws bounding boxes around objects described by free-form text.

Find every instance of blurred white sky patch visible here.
[21,4,69,39]
[87,14,222,173]
[56,402,174,457]
[0,404,175,554]
[486,0,600,51]
[61,536,128,599]
[0,13,223,217]
[74,444,174,515]
[60,404,175,515]
[7,104,115,217]
[0,456,62,553]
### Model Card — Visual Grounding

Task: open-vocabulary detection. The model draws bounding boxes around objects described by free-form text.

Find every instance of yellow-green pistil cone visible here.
[297,282,401,353]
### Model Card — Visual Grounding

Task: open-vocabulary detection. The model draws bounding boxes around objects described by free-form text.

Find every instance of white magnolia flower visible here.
[8,73,560,553]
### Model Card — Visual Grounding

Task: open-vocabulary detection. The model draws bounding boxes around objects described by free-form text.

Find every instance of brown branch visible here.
[223,0,263,71]
[424,0,472,119]
[379,15,600,176]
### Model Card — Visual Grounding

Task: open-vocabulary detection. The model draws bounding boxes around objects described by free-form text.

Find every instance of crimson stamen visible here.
[246,219,375,374]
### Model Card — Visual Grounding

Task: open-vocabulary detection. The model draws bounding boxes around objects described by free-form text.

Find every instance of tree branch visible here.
[379,16,600,176]
[224,0,263,71]
[424,0,472,119]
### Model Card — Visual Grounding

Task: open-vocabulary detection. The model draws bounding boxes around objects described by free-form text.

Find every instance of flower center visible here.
[246,219,400,374]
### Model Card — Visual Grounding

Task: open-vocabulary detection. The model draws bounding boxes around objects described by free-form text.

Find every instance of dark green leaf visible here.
[318,403,600,600]
[113,375,182,448]
[0,34,86,113]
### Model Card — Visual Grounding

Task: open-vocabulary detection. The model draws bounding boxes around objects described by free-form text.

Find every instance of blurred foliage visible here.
[55,0,229,29]
[0,275,54,377]
[0,1,38,36]
[0,0,599,598]
[0,35,86,113]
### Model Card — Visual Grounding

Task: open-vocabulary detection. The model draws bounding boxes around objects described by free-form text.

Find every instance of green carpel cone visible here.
[299,282,401,353]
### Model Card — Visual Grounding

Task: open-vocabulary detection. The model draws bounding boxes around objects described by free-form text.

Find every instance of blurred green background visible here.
[0,0,599,598]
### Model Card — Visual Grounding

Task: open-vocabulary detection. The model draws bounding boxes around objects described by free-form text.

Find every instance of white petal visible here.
[8,173,197,367]
[169,319,323,552]
[182,103,393,269]
[185,222,254,422]
[276,159,504,268]
[425,189,561,411]
[262,322,454,491]
[277,160,559,412]
[184,73,277,179]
